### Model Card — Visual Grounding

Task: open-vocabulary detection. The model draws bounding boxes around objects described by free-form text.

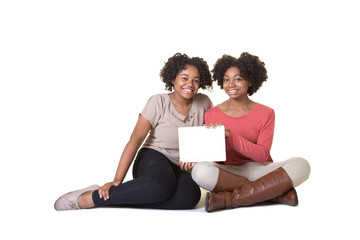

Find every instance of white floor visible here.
[5,182,356,240]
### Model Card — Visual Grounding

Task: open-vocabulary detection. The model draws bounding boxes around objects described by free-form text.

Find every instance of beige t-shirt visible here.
[140,93,212,165]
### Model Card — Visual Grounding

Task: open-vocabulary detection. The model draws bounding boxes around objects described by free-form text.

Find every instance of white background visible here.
[1,0,359,239]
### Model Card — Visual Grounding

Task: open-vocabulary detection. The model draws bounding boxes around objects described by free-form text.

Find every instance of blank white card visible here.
[178,125,226,162]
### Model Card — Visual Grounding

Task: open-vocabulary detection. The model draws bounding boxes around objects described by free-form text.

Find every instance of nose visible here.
[228,79,236,87]
[187,79,195,88]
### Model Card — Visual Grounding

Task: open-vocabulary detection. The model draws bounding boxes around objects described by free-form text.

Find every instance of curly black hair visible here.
[160,53,212,91]
[212,52,268,96]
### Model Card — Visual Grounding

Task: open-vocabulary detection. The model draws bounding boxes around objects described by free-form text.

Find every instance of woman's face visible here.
[172,65,200,100]
[223,66,250,99]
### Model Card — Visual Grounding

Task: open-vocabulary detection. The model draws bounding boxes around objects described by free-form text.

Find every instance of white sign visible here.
[178,125,226,162]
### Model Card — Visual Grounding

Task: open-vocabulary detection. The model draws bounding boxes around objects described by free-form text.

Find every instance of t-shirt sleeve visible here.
[140,95,162,128]
[204,110,210,124]
[204,94,213,111]
[204,105,216,125]
[201,94,213,123]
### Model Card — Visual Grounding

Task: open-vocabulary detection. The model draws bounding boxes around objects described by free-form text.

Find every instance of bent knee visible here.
[292,157,311,176]
[191,162,216,183]
[191,162,219,191]
[285,157,311,187]
[178,185,201,209]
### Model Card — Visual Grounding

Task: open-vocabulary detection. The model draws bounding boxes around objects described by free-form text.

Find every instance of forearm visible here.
[228,133,271,163]
[112,115,151,183]
[113,139,143,183]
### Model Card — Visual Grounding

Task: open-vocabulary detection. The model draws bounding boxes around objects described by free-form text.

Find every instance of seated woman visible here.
[54,53,213,211]
[191,52,311,212]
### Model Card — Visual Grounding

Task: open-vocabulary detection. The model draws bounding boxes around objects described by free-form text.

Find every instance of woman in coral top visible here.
[191,52,311,212]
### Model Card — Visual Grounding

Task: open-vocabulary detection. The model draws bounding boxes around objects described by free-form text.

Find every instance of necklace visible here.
[172,111,195,123]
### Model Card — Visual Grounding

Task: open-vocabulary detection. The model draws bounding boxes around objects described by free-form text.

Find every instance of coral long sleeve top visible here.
[204,103,275,165]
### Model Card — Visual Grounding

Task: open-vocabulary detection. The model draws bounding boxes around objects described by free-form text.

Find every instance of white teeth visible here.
[183,88,193,92]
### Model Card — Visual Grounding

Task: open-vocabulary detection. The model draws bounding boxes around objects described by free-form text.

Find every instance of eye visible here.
[223,78,229,82]
[193,79,200,84]
[235,78,242,81]
[182,77,188,81]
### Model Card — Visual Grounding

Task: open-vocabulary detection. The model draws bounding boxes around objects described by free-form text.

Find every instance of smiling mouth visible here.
[182,88,194,93]
[227,89,239,94]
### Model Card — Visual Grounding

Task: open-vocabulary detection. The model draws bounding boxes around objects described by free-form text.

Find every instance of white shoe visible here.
[54,185,99,211]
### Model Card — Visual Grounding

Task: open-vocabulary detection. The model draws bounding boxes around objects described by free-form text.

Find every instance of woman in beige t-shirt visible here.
[54,53,213,210]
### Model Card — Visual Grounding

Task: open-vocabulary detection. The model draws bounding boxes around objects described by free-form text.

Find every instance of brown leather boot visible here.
[206,167,293,212]
[213,168,249,192]
[269,188,298,206]
[213,167,298,206]
[206,191,232,212]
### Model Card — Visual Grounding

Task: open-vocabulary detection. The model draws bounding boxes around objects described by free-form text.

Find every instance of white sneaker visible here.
[54,185,99,211]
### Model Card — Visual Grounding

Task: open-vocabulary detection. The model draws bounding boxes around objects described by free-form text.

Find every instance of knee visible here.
[293,157,311,177]
[191,162,218,190]
[177,181,201,209]
[285,157,311,187]
[184,188,201,209]
[192,162,211,184]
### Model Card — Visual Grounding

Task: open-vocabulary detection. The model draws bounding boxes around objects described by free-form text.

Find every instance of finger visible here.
[225,129,230,137]
[184,162,189,171]
[180,163,185,171]
[101,187,107,199]
[106,187,113,200]
[207,123,219,128]
[179,161,185,170]
[99,185,108,199]
[104,189,109,201]
[102,185,109,200]
[189,162,195,169]
[98,187,103,199]
[189,163,194,170]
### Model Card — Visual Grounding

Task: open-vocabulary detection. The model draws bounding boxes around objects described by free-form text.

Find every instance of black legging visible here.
[92,148,201,209]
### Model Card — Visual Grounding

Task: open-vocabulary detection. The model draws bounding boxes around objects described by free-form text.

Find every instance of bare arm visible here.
[113,115,151,182]
[98,115,151,200]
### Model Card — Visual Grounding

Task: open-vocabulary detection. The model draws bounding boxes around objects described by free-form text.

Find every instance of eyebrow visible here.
[181,73,200,79]
[224,73,242,77]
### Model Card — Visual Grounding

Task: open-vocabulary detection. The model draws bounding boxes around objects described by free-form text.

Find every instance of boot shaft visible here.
[207,167,294,212]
